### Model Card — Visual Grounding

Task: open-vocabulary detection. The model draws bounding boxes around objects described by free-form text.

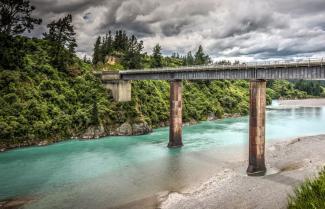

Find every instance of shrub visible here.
[288,167,325,209]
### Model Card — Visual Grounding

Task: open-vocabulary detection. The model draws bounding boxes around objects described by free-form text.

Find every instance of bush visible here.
[288,167,325,209]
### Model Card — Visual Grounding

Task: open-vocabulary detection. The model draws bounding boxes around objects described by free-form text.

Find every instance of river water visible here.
[1,103,325,208]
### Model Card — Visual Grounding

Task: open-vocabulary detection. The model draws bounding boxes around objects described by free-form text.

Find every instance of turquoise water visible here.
[1,104,325,208]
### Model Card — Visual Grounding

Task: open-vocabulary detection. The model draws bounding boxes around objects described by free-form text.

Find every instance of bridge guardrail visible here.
[119,58,324,74]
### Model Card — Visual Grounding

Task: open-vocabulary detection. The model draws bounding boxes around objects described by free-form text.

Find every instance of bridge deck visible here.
[101,59,325,81]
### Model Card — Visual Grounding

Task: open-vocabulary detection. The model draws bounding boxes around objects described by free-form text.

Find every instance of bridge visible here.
[96,58,325,176]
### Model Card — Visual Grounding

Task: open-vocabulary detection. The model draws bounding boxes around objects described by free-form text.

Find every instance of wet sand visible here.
[159,135,325,209]
[278,98,325,107]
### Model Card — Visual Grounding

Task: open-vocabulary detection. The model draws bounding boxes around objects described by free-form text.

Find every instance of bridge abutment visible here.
[168,80,183,148]
[104,80,132,102]
[247,80,267,176]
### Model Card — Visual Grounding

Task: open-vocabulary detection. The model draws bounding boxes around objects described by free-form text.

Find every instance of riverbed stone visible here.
[132,122,152,135]
[38,140,49,146]
[116,122,133,136]
[207,113,217,121]
[189,119,198,125]
[81,125,106,139]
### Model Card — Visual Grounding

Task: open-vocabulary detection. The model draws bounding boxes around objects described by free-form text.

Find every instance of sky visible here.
[28,0,325,62]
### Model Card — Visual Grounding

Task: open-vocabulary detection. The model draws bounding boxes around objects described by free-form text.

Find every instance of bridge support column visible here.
[168,80,183,148]
[247,80,266,176]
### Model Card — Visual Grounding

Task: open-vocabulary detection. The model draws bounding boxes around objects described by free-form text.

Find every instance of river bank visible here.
[0,113,241,152]
[277,98,325,107]
[158,135,325,209]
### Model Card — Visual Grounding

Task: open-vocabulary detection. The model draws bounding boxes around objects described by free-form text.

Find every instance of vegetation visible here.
[288,167,325,209]
[43,14,77,71]
[151,44,163,68]
[0,0,42,35]
[92,30,144,69]
[0,31,250,147]
[267,80,308,100]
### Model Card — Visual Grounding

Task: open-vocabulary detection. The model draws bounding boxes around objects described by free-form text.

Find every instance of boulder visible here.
[189,118,198,125]
[80,125,106,139]
[223,113,241,118]
[132,122,152,135]
[207,113,217,121]
[116,122,133,136]
[37,140,49,146]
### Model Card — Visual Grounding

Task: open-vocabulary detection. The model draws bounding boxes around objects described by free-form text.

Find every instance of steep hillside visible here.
[0,35,251,149]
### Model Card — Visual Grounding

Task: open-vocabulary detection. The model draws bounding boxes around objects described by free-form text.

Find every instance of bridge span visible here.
[97,58,325,176]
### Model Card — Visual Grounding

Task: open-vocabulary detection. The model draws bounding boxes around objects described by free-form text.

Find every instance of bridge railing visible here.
[122,58,324,73]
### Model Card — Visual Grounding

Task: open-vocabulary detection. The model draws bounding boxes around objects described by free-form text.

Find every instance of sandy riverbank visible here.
[157,135,325,209]
[277,98,325,107]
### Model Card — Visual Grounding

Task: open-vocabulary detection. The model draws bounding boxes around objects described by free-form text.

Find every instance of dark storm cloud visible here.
[28,0,325,60]
[30,0,107,15]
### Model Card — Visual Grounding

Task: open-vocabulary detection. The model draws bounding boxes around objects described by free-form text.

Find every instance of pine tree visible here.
[186,51,194,65]
[103,31,113,57]
[122,35,143,69]
[194,45,203,65]
[92,36,101,65]
[0,0,42,35]
[43,14,77,70]
[151,44,163,68]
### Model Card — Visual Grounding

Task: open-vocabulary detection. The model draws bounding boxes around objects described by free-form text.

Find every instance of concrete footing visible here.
[247,80,267,176]
[168,80,183,148]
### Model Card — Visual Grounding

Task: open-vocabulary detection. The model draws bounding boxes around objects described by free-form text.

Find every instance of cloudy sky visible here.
[29,0,325,62]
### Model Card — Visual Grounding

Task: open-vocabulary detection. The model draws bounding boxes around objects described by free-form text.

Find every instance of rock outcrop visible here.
[80,125,106,139]
[79,122,152,139]
[132,123,152,135]
[38,140,49,146]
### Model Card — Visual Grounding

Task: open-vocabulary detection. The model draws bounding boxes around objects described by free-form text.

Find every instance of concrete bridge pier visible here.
[247,79,267,176]
[168,80,183,148]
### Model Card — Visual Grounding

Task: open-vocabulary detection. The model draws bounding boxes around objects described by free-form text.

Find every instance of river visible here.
[1,102,325,208]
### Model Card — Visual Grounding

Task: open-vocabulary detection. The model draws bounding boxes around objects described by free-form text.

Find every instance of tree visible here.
[151,44,163,68]
[101,31,113,61]
[0,0,42,35]
[92,36,102,65]
[83,55,91,64]
[194,45,211,65]
[122,35,144,69]
[185,51,194,66]
[43,14,77,70]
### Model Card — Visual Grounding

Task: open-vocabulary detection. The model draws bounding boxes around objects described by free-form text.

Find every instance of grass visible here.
[288,167,325,209]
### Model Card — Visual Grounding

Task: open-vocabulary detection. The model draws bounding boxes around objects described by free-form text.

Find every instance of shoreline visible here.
[276,98,325,107]
[0,113,242,153]
[158,134,325,209]
[5,97,325,153]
